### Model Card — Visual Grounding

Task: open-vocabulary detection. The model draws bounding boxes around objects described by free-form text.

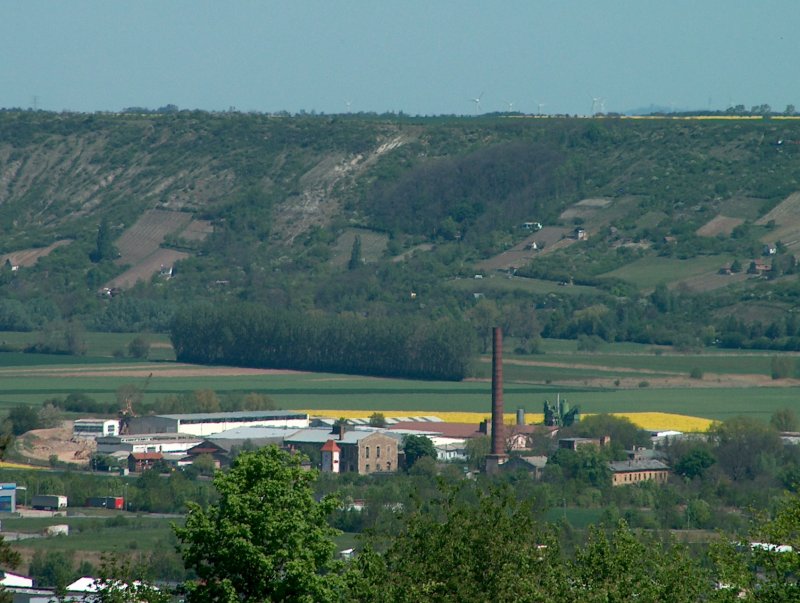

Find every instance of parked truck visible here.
[31,494,68,511]
[87,496,124,510]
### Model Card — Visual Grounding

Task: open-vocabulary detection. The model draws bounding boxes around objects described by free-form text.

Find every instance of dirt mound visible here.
[16,422,95,466]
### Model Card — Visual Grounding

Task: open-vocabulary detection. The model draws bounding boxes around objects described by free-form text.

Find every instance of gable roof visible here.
[187,440,228,455]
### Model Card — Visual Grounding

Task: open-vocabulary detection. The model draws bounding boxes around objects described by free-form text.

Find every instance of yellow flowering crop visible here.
[0,460,44,470]
[300,409,711,432]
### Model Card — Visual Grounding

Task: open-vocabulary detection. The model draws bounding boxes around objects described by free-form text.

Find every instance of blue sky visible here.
[1,1,797,116]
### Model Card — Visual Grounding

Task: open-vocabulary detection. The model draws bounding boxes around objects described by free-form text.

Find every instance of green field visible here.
[0,331,175,361]
[0,333,797,423]
[4,515,176,553]
[601,255,731,289]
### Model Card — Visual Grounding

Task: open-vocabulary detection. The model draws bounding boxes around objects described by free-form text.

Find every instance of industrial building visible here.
[95,432,202,455]
[287,428,401,474]
[126,410,309,437]
[0,483,16,512]
[72,419,119,439]
[609,459,670,486]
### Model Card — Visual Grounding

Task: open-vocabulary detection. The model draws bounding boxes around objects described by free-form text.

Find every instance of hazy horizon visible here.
[2,1,798,116]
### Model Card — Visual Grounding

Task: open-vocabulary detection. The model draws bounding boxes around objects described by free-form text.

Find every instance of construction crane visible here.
[118,372,152,435]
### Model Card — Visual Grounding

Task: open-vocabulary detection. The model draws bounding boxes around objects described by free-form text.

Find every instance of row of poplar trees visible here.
[170,303,474,381]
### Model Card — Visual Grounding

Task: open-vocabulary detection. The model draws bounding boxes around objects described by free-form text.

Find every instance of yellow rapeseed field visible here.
[300,410,712,432]
[0,460,43,470]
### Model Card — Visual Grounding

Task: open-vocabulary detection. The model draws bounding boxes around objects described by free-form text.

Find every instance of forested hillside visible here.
[1,109,800,366]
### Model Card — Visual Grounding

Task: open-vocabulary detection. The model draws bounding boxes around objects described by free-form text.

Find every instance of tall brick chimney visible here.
[491,326,504,455]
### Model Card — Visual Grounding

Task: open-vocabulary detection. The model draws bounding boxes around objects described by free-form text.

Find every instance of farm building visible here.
[96,432,201,455]
[608,459,670,486]
[127,410,309,437]
[73,419,119,439]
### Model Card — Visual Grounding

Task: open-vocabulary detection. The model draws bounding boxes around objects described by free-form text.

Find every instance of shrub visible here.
[771,355,795,379]
[128,336,150,359]
[577,334,602,352]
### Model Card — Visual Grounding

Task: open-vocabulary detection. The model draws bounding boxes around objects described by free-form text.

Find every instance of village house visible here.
[127,452,163,473]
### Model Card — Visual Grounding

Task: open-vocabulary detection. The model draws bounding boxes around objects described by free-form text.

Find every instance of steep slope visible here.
[0,111,799,351]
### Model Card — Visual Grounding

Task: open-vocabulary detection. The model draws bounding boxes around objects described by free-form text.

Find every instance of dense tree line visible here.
[170,304,474,380]
[167,445,800,602]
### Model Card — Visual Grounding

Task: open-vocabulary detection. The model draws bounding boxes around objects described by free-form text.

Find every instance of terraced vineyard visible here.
[106,209,210,289]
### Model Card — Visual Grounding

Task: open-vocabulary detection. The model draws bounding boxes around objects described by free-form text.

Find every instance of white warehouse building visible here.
[95,432,202,455]
[73,419,119,439]
[127,410,310,437]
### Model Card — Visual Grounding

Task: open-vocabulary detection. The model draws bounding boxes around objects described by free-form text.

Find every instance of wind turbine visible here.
[345,100,352,114]
[535,101,546,116]
[591,96,600,115]
[470,92,484,115]
[506,101,515,113]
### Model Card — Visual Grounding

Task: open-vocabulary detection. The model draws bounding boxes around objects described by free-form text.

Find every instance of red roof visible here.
[129,452,163,460]
[320,439,341,453]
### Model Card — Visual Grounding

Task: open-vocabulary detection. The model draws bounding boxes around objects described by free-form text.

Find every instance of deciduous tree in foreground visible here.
[175,446,342,603]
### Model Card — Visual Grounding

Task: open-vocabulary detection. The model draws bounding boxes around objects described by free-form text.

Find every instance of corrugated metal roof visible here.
[157,410,308,421]
[209,426,300,440]
[285,428,374,445]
